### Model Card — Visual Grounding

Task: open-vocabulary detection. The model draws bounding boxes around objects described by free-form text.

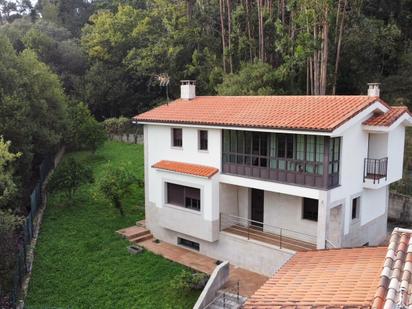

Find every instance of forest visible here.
[0,0,412,303]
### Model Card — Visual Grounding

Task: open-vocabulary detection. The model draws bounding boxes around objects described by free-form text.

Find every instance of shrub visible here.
[48,158,93,202]
[171,270,209,292]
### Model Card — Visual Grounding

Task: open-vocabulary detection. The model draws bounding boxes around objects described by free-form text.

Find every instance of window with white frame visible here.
[352,196,360,220]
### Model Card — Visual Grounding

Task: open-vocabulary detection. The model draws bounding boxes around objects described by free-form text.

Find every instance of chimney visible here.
[367,83,380,97]
[180,80,196,100]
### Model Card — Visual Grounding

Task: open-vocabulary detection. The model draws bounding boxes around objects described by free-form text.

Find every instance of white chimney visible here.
[180,80,196,100]
[367,83,380,97]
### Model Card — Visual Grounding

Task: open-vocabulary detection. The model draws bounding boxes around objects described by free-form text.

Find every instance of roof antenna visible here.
[157,73,170,105]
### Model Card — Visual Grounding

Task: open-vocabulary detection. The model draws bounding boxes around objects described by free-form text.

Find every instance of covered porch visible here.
[219,183,318,252]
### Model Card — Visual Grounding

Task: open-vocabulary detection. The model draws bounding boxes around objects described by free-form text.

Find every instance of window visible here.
[352,196,360,220]
[166,183,201,211]
[303,198,318,221]
[178,237,200,251]
[172,128,182,147]
[199,130,208,151]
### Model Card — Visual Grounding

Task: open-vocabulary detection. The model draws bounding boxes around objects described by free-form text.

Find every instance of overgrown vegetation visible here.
[26,141,200,308]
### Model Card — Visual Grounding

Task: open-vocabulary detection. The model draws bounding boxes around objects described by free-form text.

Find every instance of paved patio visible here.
[117,223,268,296]
[139,238,268,297]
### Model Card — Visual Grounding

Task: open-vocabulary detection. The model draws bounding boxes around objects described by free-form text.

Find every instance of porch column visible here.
[316,191,329,249]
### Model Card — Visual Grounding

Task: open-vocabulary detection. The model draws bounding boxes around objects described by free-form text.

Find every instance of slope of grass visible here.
[26,141,200,309]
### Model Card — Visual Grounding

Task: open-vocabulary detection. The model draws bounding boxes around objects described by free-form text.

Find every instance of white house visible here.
[135,81,412,276]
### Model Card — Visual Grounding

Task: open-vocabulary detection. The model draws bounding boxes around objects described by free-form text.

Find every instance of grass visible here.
[25,141,200,309]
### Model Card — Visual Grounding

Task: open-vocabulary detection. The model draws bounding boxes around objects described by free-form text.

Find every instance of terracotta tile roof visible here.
[135,96,388,132]
[152,160,218,178]
[244,247,387,308]
[372,229,412,309]
[363,106,410,127]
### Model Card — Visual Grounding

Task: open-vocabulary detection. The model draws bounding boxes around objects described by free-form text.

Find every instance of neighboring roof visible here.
[372,228,412,309]
[244,247,387,308]
[363,106,411,127]
[135,96,388,132]
[152,160,218,178]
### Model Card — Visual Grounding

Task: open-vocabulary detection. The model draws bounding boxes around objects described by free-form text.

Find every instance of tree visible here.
[0,209,23,291]
[48,158,93,202]
[98,165,141,216]
[216,61,284,95]
[66,102,106,153]
[0,137,21,210]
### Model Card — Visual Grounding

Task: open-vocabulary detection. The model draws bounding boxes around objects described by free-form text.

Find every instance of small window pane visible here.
[223,130,230,152]
[245,132,252,154]
[172,128,182,147]
[303,198,318,221]
[277,134,286,158]
[352,197,360,220]
[199,130,208,150]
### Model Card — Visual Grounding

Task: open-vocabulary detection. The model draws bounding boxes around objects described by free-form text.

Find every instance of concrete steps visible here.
[116,224,153,244]
[129,231,153,243]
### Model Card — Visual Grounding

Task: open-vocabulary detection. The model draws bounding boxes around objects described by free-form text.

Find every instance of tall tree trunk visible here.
[245,0,253,61]
[219,0,227,73]
[226,0,233,73]
[257,0,264,61]
[320,6,329,95]
[332,0,347,95]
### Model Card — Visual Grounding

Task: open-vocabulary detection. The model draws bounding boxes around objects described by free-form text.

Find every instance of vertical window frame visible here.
[171,128,183,148]
[198,130,208,151]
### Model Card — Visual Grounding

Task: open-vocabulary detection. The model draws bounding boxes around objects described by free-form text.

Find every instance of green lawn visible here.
[26,141,200,309]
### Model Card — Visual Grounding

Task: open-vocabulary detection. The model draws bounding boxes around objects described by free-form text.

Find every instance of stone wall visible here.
[389,192,412,224]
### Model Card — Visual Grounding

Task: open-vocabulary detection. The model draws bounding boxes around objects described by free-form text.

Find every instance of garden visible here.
[25,141,201,308]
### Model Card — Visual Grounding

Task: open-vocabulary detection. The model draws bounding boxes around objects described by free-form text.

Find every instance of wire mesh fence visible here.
[2,154,56,309]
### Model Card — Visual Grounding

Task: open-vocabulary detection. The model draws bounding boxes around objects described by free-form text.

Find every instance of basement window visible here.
[303,198,318,221]
[178,237,200,251]
[352,196,360,220]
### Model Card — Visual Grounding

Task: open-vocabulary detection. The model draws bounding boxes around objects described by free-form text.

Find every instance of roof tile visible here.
[151,160,218,178]
[363,106,410,127]
[136,95,389,132]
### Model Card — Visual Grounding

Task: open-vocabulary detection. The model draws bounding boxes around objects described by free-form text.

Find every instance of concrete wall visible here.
[193,261,230,309]
[389,192,412,224]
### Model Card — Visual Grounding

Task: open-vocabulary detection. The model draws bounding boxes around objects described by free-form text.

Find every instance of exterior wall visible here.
[387,125,405,183]
[145,124,222,241]
[389,192,412,224]
[147,203,293,276]
[368,133,388,158]
[264,191,317,243]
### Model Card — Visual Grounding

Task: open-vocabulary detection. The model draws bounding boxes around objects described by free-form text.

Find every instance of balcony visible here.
[363,157,388,184]
[219,213,317,252]
[222,130,341,189]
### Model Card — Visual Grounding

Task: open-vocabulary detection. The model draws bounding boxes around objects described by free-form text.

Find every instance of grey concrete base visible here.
[146,206,293,276]
[342,212,388,247]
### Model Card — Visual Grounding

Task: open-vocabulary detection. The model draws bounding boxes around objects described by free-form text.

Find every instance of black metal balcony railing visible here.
[219,213,317,251]
[363,157,388,184]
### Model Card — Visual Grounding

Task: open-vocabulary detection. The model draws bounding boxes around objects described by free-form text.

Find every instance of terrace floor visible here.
[223,224,317,251]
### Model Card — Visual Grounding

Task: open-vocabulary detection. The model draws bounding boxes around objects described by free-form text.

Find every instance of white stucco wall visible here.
[361,186,388,225]
[368,133,388,158]
[146,124,222,230]
[387,125,405,183]
[264,191,317,242]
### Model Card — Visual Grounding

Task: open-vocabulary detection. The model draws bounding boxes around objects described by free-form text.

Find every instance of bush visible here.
[0,210,23,291]
[171,270,209,292]
[48,158,93,202]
